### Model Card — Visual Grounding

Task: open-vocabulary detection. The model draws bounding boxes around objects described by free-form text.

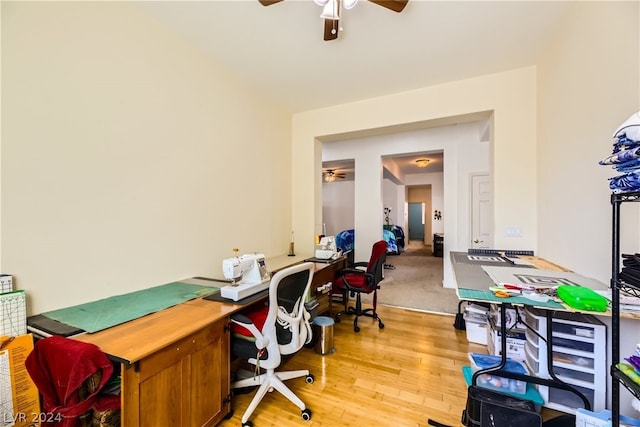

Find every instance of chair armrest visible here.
[231,313,252,325]
[340,268,368,276]
[231,314,269,349]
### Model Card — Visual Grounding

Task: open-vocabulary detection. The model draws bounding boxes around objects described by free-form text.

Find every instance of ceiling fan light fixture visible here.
[320,0,341,20]
[415,158,430,168]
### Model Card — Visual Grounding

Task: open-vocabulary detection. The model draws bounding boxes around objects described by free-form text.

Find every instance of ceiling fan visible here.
[323,169,347,182]
[258,0,409,41]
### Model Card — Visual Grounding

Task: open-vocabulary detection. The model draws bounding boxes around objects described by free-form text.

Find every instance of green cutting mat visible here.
[42,282,218,333]
[457,288,564,309]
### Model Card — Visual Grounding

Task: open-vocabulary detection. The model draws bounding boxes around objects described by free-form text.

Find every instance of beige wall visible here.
[536,3,639,414]
[1,2,292,313]
[537,1,640,283]
[293,67,538,282]
[2,1,638,316]
[294,1,639,289]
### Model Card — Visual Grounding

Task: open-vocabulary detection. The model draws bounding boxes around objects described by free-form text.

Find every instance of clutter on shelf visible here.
[599,111,640,193]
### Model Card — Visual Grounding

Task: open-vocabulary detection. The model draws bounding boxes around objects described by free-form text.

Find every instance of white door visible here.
[471,174,493,249]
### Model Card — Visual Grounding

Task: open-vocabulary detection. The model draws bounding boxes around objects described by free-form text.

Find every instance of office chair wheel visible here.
[301,408,312,421]
[305,374,315,384]
[242,421,253,427]
[354,325,360,333]
[378,320,385,329]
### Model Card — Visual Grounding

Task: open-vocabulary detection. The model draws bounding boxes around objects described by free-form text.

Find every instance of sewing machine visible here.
[315,236,339,260]
[220,253,270,301]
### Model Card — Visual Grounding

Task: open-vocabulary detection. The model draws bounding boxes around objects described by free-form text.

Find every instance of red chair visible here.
[334,240,387,332]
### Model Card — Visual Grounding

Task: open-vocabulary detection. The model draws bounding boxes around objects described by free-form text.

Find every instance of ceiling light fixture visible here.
[319,0,341,20]
[415,159,430,168]
[259,0,408,42]
[324,174,336,182]
[316,0,357,24]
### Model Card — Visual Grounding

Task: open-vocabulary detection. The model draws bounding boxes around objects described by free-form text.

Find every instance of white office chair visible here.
[230,262,315,427]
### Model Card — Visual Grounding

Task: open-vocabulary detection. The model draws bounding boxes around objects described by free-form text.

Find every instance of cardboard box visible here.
[0,334,41,427]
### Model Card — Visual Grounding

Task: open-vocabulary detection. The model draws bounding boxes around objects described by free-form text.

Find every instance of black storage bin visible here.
[433,233,443,257]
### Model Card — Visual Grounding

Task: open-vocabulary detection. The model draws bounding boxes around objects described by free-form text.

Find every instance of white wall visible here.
[295,67,536,280]
[2,2,292,313]
[382,178,400,228]
[320,122,489,284]
[405,172,445,235]
[322,180,354,235]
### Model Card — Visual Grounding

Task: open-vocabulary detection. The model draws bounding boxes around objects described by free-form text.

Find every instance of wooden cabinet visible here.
[121,320,230,427]
[75,300,239,427]
[311,257,346,316]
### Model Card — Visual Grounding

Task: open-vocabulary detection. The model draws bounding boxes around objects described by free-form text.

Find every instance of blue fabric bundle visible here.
[600,112,640,193]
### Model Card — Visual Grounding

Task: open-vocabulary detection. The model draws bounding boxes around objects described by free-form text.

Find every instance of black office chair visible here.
[334,240,387,332]
[230,262,315,426]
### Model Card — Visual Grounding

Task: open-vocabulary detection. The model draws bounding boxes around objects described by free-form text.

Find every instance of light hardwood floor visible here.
[219,304,487,427]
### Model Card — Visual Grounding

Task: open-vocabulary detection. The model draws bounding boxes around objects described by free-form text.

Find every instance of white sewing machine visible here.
[315,236,339,260]
[220,253,270,301]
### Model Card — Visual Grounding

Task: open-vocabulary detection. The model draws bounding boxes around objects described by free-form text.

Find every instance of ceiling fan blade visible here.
[258,0,284,6]
[323,18,339,41]
[368,0,408,13]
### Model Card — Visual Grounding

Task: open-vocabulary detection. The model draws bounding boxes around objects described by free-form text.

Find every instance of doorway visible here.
[408,203,424,241]
[470,173,493,249]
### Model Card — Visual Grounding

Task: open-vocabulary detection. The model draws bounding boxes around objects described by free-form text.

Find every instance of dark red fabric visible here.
[231,304,269,337]
[336,240,387,293]
[24,336,119,426]
[335,273,367,289]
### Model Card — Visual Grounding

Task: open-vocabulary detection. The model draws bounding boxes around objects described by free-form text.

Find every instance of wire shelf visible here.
[612,192,640,203]
[612,366,640,401]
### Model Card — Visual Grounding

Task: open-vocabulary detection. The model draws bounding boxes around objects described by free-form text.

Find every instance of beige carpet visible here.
[360,240,460,315]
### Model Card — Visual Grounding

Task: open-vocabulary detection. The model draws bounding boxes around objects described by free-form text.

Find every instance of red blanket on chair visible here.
[25,336,120,426]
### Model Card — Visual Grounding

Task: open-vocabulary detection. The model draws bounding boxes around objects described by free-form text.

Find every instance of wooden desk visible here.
[73,256,346,427]
[267,254,347,316]
[75,298,239,427]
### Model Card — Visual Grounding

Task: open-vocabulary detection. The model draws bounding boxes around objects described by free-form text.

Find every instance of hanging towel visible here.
[25,336,120,426]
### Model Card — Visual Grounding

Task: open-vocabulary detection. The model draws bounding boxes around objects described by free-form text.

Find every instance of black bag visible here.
[453,300,466,330]
[461,385,541,427]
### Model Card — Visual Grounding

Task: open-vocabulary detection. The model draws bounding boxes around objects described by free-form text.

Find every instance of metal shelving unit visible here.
[611,191,640,427]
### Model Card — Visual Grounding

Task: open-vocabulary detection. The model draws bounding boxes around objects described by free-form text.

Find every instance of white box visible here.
[0,274,12,293]
[487,320,527,362]
[464,313,488,345]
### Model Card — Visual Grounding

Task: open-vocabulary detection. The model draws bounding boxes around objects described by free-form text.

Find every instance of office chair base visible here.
[232,368,313,424]
[335,306,384,333]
